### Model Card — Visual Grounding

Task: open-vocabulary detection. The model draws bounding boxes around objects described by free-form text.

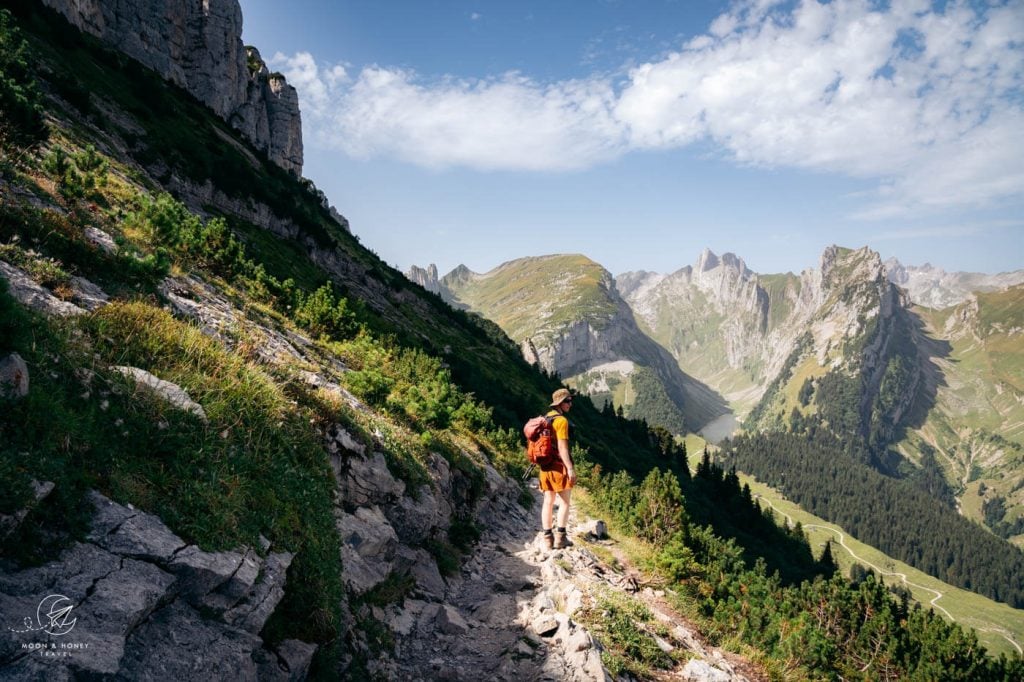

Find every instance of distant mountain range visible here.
[884,259,1024,309]
[408,249,1024,544]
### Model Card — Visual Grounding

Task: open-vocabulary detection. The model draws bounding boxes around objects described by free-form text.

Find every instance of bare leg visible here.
[542,490,556,529]
[556,489,572,529]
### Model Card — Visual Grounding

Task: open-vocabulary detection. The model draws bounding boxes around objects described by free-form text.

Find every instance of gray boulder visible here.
[682,658,733,682]
[168,545,245,602]
[394,546,446,602]
[0,261,83,317]
[202,547,262,611]
[255,639,318,682]
[76,557,176,635]
[68,276,109,311]
[84,492,191,566]
[0,352,29,399]
[336,451,404,507]
[111,366,208,423]
[118,601,262,680]
[336,505,399,595]
[84,227,118,255]
[222,551,293,634]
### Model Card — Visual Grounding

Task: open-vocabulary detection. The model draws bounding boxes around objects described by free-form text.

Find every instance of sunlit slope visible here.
[441,254,729,433]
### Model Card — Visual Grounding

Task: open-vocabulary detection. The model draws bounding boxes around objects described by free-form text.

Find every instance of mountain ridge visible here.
[415,253,729,434]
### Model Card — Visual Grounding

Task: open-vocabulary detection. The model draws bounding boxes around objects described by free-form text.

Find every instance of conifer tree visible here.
[819,539,838,574]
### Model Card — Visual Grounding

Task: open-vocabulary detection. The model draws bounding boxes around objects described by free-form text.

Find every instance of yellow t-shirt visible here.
[546,410,570,441]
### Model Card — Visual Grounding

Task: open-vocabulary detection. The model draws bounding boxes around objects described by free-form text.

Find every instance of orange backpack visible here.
[523,414,558,466]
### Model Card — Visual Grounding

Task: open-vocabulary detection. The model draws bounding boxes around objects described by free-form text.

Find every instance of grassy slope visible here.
[901,287,1024,540]
[442,254,619,342]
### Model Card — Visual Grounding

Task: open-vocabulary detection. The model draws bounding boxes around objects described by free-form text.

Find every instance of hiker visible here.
[540,388,576,550]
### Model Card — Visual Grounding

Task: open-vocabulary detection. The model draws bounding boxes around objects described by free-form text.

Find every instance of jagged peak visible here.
[696,248,719,272]
[820,245,883,280]
[441,263,477,285]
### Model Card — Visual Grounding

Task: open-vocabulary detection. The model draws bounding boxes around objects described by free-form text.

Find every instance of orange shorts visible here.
[539,465,573,493]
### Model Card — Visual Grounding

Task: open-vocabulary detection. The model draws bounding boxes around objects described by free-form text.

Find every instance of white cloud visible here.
[276,0,1024,214]
[305,68,625,170]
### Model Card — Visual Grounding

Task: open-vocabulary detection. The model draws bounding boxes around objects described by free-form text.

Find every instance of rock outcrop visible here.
[0,491,313,680]
[41,0,303,174]
[406,263,443,295]
[368,483,754,681]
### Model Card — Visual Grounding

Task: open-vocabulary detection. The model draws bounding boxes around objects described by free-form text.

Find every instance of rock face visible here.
[0,261,84,317]
[406,263,443,295]
[0,491,313,680]
[0,353,29,399]
[620,245,922,429]
[41,0,303,174]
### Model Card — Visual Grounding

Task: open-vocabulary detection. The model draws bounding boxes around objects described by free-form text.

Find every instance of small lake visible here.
[699,412,739,444]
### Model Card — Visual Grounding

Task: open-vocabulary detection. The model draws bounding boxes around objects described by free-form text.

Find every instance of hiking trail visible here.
[371,481,761,681]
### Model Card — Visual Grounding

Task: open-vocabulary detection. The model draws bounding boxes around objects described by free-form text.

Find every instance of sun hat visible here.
[549,388,572,407]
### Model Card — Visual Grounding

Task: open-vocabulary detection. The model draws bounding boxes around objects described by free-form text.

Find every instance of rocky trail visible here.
[374,481,760,682]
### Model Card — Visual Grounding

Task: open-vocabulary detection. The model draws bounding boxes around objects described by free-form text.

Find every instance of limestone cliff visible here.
[621,246,924,448]
[406,263,443,295]
[40,0,303,174]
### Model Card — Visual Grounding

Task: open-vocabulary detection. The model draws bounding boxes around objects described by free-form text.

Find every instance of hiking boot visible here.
[542,533,554,550]
[554,531,573,549]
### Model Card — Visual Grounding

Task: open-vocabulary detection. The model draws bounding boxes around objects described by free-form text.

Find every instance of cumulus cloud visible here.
[271,0,1024,214]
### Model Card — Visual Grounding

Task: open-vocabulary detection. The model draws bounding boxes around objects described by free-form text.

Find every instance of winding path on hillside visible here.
[755,495,1023,655]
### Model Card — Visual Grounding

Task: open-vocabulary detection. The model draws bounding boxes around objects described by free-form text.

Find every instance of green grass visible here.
[443,254,620,342]
[578,589,677,678]
[901,293,1024,538]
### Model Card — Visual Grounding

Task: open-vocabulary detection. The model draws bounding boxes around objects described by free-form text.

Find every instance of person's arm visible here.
[558,438,576,484]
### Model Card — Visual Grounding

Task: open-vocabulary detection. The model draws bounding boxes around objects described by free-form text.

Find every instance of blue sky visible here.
[238,0,1024,278]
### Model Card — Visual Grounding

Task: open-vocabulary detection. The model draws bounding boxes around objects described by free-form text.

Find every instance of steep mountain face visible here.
[40,0,303,174]
[422,255,729,434]
[619,246,913,424]
[901,285,1024,544]
[619,249,781,411]
[748,247,926,456]
[885,259,1024,310]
